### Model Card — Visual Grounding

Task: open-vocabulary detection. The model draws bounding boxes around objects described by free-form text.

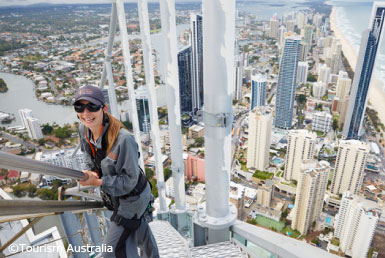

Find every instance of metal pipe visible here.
[60,211,88,258]
[115,0,145,170]
[0,151,87,180]
[0,200,103,216]
[198,0,237,237]
[137,0,168,213]
[159,0,186,211]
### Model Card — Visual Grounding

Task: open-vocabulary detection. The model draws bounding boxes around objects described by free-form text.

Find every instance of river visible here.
[0,24,189,127]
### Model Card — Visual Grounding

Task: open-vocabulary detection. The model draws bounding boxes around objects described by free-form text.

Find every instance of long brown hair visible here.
[105,112,126,153]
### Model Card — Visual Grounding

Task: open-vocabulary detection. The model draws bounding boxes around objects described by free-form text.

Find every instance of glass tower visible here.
[274,35,301,129]
[191,13,203,113]
[343,4,385,139]
[250,74,267,110]
[178,46,193,113]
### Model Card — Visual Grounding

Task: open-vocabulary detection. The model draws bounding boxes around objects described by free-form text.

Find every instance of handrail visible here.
[0,151,87,180]
[0,199,104,216]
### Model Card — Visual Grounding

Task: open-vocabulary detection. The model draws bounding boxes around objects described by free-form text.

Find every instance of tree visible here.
[297,94,307,105]
[164,168,172,181]
[41,123,54,135]
[195,137,204,147]
[307,73,317,82]
[332,119,339,132]
[145,168,154,179]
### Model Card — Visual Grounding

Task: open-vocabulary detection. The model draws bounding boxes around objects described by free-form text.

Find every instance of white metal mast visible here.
[137,0,168,214]
[99,3,119,118]
[114,0,144,170]
[159,0,187,216]
[197,0,237,244]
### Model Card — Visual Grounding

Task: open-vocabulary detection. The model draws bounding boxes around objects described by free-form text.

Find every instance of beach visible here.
[330,7,385,128]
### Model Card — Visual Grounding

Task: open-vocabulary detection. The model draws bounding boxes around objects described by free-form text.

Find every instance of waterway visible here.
[0,24,189,127]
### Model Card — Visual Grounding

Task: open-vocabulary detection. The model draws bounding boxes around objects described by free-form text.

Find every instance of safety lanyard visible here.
[84,125,104,158]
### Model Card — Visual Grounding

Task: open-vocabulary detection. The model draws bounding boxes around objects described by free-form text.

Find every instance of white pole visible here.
[137,0,168,213]
[198,0,237,237]
[100,2,119,118]
[115,0,144,170]
[159,0,186,212]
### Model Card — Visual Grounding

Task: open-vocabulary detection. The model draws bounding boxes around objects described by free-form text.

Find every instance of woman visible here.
[74,85,159,258]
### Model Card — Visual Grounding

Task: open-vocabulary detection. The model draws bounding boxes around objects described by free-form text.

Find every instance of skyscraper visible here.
[190,13,203,113]
[269,18,279,39]
[335,192,379,258]
[331,140,369,195]
[343,3,385,139]
[19,109,43,140]
[250,74,266,110]
[274,35,301,129]
[302,24,313,46]
[135,86,151,133]
[297,61,309,85]
[284,129,316,181]
[335,71,351,100]
[233,56,243,102]
[292,160,330,235]
[178,46,193,113]
[317,63,330,84]
[247,107,272,171]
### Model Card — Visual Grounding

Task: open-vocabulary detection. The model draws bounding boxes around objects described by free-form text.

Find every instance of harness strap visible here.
[84,125,104,158]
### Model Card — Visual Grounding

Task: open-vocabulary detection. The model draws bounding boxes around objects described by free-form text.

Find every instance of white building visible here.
[292,160,330,235]
[26,117,43,140]
[312,81,327,99]
[335,71,351,100]
[312,111,332,133]
[256,180,274,207]
[331,140,369,195]
[269,18,279,39]
[335,192,379,258]
[247,107,272,171]
[284,129,317,181]
[297,61,309,85]
[317,64,330,85]
[18,108,33,128]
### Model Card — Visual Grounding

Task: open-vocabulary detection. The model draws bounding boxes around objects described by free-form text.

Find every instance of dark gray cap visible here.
[74,85,105,105]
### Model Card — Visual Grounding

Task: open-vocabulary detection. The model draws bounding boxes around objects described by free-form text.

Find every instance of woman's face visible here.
[76,100,105,130]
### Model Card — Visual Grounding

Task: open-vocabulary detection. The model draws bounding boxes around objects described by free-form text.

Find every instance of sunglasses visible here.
[74,103,103,113]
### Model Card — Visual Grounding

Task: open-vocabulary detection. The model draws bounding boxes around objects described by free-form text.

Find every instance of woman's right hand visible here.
[79,170,102,186]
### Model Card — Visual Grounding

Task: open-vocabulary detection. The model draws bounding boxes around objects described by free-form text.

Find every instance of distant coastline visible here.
[329,6,385,128]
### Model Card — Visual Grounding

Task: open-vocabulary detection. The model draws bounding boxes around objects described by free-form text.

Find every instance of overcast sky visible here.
[0,0,377,7]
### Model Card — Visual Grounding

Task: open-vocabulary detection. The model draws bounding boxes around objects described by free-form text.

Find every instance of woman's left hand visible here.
[79,170,102,186]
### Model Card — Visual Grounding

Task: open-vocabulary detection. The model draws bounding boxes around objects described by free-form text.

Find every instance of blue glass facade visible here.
[191,14,203,112]
[344,6,385,139]
[178,46,193,113]
[251,75,266,110]
[274,36,301,129]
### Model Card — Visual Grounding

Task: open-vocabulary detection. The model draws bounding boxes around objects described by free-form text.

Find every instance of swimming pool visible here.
[272,157,283,165]
[325,217,332,224]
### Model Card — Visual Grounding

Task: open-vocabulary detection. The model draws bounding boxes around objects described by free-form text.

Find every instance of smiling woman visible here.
[73,85,159,257]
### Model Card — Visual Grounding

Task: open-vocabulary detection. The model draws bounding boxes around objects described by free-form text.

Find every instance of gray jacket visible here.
[78,123,151,219]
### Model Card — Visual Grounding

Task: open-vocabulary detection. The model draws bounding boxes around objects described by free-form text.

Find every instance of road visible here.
[0,131,39,150]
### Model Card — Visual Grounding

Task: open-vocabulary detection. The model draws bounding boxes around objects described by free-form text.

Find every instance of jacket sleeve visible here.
[101,134,139,197]
[78,125,95,171]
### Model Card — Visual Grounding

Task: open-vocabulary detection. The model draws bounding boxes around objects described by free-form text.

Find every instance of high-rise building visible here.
[18,108,33,128]
[299,42,309,61]
[250,74,266,110]
[328,38,342,74]
[190,13,204,112]
[302,24,313,46]
[269,18,279,39]
[335,192,379,258]
[317,63,330,84]
[284,129,316,181]
[234,56,243,102]
[19,109,43,140]
[26,117,43,140]
[135,86,151,133]
[102,86,112,114]
[343,3,385,139]
[296,12,306,29]
[178,46,193,113]
[312,81,327,99]
[292,160,330,235]
[256,180,274,207]
[335,71,351,100]
[247,107,272,171]
[297,61,309,85]
[331,140,369,195]
[278,26,287,48]
[286,20,295,32]
[312,111,332,133]
[274,35,301,129]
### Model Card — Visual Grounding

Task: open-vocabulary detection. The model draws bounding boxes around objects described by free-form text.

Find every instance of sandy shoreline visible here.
[329,7,385,127]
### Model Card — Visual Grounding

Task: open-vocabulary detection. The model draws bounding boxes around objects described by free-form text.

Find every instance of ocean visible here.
[332,1,385,92]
